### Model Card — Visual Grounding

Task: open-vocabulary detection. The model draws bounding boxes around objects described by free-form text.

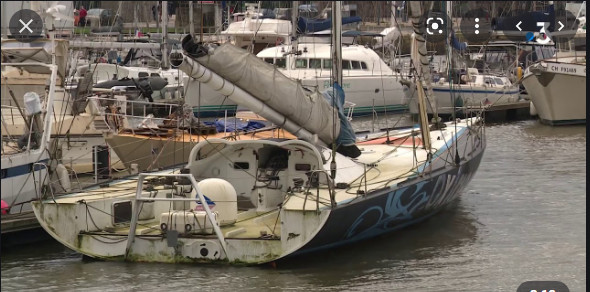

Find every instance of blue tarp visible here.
[203,118,266,133]
[297,16,362,33]
[451,31,467,51]
[321,83,356,147]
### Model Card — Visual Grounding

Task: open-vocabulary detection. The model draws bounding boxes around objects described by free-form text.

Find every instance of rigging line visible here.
[8,141,53,206]
[377,57,391,136]
[81,200,158,235]
[17,161,48,208]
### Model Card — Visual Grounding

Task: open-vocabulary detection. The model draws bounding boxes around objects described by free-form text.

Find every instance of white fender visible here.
[56,164,72,192]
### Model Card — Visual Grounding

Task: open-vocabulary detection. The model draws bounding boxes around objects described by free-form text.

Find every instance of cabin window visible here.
[484,77,494,84]
[112,201,132,224]
[150,73,160,77]
[342,60,352,70]
[275,58,286,68]
[295,59,308,68]
[263,58,274,64]
[138,72,149,78]
[322,59,332,69]
[351,61,361,70]
[494,78,504,85]
[295,164,311,171]
[233,162,250,170]
[309,58,322,69]
[361,62,368,70]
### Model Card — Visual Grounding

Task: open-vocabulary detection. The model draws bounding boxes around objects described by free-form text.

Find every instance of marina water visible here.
[1,118,585,291]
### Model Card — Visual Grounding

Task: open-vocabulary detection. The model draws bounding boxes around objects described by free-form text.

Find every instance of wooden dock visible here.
[413,100,533,124]
[1,211,54,248]
[1,212,40,234]
[478,100,532,123]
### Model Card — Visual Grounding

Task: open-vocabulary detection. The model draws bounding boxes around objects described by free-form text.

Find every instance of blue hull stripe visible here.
[432,88,520,94]
[1,159,50,179]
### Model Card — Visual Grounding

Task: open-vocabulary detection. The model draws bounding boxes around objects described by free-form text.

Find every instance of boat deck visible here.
[40,120,476,246]
[82,209,282,240]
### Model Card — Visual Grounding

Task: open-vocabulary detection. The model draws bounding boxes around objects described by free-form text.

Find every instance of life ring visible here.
[185,224,192,233]
[160,223,168,231]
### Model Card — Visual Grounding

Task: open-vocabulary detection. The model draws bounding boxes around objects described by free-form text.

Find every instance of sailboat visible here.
[31,2,486,265]
[1,37,59,233]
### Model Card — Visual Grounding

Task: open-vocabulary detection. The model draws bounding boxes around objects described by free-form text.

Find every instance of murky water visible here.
[1,119,585,291]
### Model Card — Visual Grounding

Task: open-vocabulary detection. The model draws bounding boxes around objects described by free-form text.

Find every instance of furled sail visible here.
[172,35,341,147]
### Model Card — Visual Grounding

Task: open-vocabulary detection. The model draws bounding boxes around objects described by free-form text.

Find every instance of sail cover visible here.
[180,36,340,145]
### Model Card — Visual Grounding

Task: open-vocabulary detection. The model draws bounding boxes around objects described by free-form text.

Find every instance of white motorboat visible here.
[256,42,408,116]
[521,51,586,125]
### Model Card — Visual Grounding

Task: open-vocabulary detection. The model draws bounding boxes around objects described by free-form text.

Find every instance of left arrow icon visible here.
[516,21,522,31]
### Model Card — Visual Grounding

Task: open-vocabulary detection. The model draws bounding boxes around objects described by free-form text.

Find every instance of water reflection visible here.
[266,200,480,290]
[1,119,585,291]
[521,120,586,139]
[0,200,479,291]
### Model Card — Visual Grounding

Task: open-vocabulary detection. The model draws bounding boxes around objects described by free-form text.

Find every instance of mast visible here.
[189,1,195,37]
[290,1,299,52]
[445,1,456,119]
[161,1,169,69]
[331,1,342,85]
[134,3,138,35]
[408,1,433,152]
[329,1,342,178]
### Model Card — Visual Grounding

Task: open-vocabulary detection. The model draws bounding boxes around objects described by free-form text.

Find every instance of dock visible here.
[480,100,532,123]
[1,212,40,234]
[413,100,533,124]
[1,212,52,248]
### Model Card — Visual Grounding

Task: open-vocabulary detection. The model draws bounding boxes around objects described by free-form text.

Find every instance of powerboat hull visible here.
[522,61,586,125]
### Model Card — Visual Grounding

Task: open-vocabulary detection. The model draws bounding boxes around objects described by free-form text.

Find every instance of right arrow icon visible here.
[516,21,522,31]
[558,21,565,31]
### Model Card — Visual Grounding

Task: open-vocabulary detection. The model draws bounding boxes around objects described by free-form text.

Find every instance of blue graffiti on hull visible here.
[344,166,471,240]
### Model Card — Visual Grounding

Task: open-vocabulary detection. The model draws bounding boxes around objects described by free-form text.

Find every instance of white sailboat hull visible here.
[32,118,485,264]
[1,153,49,214]
[407,84,522,115]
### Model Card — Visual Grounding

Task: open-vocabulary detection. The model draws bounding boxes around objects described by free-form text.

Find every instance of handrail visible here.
[303,169,336,210]
[125,173,230,261]
[344,101,356,121]
[32,162,56,203]
[87,96,184,108]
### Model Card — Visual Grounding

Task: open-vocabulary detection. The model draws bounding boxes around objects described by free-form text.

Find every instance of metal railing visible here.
[87,95,184,130]
[302,170,336,211]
